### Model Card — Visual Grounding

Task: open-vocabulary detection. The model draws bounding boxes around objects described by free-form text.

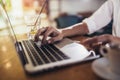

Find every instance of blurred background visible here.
[0,0,111,36]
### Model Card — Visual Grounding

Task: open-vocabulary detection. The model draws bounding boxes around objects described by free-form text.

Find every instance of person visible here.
[34,0,120,48]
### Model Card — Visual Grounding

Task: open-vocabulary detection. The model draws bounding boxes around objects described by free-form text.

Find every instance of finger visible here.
[82,35,109,45]
[82,35,112,48]
[49,30,59,37]
[42,27,55,44]
[47,36,61,44]
[81,37,98,45]
[34,27,46,41]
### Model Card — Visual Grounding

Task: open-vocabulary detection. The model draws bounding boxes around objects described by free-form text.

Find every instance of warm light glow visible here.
[40,13,47,19]
[1,45,7,52]
[11,0,23,17]
[14,25,27,34]
[4,62,11,69]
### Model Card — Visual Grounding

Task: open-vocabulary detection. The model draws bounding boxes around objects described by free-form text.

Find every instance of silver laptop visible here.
[0,3,100,74]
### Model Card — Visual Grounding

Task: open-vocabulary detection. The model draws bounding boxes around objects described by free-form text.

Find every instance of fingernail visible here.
[48,40,51,44]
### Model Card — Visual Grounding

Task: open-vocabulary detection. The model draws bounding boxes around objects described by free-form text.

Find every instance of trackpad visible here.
[60,42,90,60]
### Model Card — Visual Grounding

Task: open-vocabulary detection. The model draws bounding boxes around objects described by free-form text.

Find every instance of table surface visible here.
[0,34,104,80]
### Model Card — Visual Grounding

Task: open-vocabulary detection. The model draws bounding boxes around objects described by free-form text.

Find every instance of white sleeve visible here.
[83,0,113,34]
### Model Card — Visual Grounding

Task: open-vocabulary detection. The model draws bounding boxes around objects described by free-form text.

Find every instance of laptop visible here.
[0,3,100,74]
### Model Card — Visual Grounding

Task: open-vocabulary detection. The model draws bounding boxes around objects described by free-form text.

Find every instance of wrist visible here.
[58,29,65,38]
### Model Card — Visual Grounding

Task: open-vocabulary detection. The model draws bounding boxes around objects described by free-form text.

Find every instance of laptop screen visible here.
[0,3,18,43]
[0,0,48,43]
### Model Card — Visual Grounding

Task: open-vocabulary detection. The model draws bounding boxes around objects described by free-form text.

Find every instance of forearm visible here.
[60,22,89,38]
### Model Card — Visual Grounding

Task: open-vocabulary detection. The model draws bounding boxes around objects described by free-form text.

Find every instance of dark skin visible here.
[35,22,89,44]
[34,22,120,50]
[80,34,120,50]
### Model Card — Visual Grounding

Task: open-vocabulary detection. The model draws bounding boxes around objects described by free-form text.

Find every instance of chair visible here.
[55,14,84,29]
[86,20,113,37]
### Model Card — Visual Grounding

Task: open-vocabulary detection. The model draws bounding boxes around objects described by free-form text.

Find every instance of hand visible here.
[34,26,64,44]
[81,34,120,50]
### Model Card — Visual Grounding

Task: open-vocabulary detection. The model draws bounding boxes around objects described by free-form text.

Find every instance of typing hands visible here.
[34,27,64,44]
[34,26,120,51]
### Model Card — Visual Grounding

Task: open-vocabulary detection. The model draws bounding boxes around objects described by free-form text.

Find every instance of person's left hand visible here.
[81,34,120,50]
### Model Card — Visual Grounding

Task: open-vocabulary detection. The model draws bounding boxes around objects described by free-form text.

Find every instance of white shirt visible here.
[83,0,120,37]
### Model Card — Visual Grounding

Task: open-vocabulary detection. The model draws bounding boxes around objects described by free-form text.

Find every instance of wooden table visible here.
[0,34,104,80]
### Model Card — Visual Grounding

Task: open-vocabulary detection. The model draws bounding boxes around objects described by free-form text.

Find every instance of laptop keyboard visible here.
[21,40,69,66]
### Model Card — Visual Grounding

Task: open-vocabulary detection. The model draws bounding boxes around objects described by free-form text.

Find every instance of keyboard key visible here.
[22,41,38,66]
[21,40,69,66]
[25,41,44,65]
[43,44,63,61]
[30,40,51,63]
[49,44,69,59]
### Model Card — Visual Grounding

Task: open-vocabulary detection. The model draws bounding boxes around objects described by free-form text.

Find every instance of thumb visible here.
[48,36,62,44]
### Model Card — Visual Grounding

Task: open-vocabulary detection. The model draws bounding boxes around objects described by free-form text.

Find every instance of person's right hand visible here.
[34,26,64,44]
